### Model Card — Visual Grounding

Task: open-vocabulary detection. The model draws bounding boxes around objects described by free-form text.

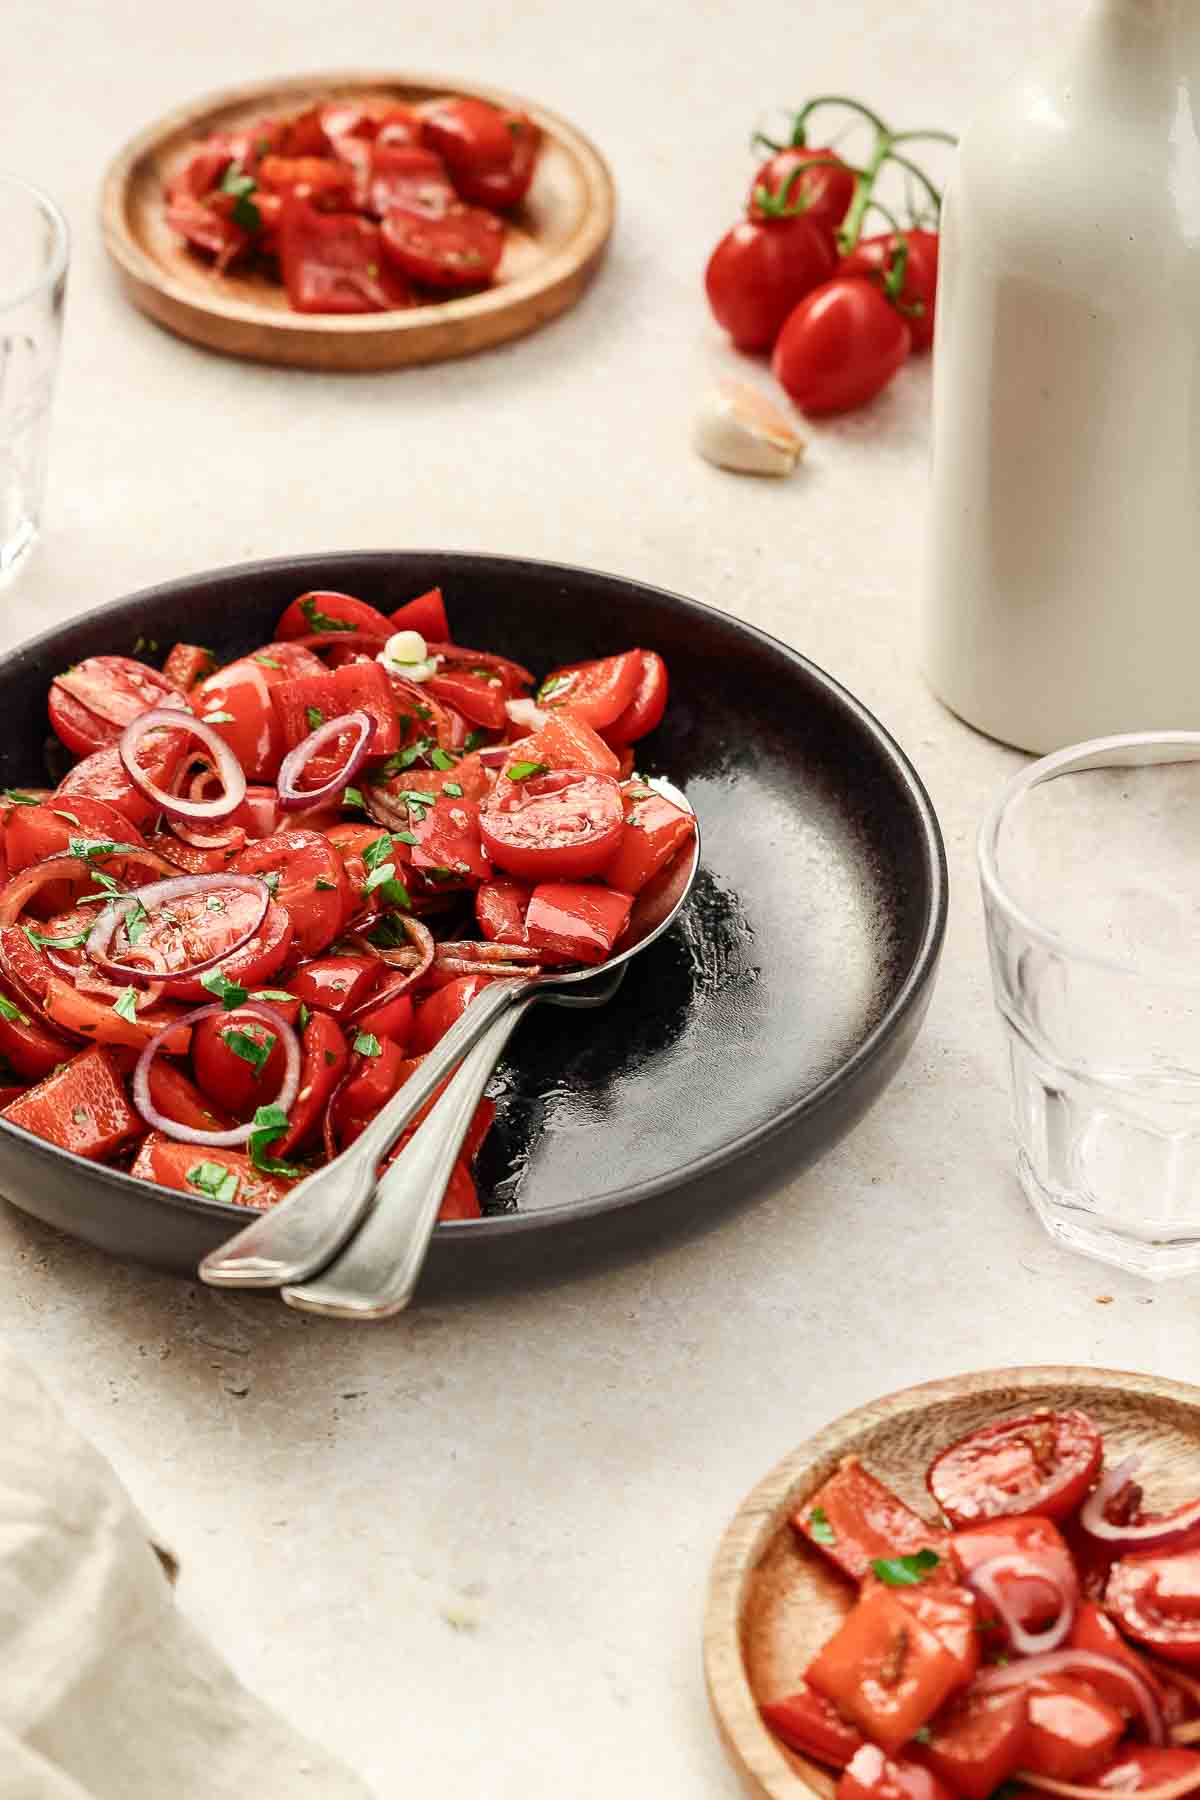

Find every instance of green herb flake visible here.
[0,994,29,1025]
[132,635,159,655]
[112,987,140,1023]
[505,760,547,782]
[23,924,88,951]
[254,654,282,670]
[298,1002,311,1030]
[2,790,39,806]
[300,598,356,634]
[362,861,398,895]
[383,738,434,776]
[443,781,463,798]
[124,897,151,948]
[393,830,418,846]
[206,896,225,912]
[232,193,261,233]
[870,1550,941,1587]
[222,1026,275,1074]
[323,1049,337,1066]
[314,877,336,891]
[203,710,236,725]
[463,729,488,753]
[537,673,573,703]
[430,747,456,771]
[807,1506,836,1547]
[913,1728,933,1746]
[305,706,325,732]
[362,833,394,872]
[263,872,281,895]
[68,837,135,862]
[200,969,249,1009]
[250,989,293,1003]
[246,1102,303,1177]
[342,786,366,811]
[353,1032,382,1057]
[186,1161,240,1204]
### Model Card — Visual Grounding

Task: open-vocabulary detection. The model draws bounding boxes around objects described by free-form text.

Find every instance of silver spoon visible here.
[199,778,699,1293]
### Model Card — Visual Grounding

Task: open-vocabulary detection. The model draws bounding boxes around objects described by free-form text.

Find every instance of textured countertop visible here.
[4,2,1192,1795]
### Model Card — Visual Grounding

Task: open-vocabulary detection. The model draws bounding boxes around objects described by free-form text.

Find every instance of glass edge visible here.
[0,174,70,313]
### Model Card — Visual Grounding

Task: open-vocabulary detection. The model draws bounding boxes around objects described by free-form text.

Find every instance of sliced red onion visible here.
[505,697,548,731]
[346,915,435,1018]
[169,765,245,850]
[120,709,247,822]
[0,847,176,928]
[133,1000,300,1148]
[965,1552,1078,1654]
[85,873,270,987]
[1019,1769,1200,1800]
[977,1649,1165,1744]
[1080,1458,1200,1553]
[276,709,375,812]
[477,744,510,769]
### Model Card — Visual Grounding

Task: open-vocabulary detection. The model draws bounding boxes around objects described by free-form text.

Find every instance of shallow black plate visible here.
[0,553,946,1282]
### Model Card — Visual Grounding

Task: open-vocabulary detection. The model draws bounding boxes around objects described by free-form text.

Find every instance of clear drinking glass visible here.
[0,176,68,576]
[980,733,1200,1279]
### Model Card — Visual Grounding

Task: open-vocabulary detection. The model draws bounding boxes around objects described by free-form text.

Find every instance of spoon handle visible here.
[197,977,530,1290]
[280,996,531,1319]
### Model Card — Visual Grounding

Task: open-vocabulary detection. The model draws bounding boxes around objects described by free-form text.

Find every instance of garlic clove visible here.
[378,628,439,683]
[693,379,806,476]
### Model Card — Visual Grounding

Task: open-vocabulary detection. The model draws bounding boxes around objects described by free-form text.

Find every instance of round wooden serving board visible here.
[704,1365,1200,1800]
[100,70,615,370]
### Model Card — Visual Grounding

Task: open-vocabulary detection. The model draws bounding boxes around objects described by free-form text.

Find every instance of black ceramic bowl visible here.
[0,553,946,1282]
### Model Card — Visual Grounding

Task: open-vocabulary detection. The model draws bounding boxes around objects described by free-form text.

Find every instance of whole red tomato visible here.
[772,277,911,415]
[840,229,939,351]
[749,147,856,233]
[705,215,837,352]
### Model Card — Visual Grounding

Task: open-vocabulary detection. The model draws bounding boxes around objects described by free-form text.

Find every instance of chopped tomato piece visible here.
[1068,1600,1169,1714]
[279,196,411,313]
[504,712,620,777]
[192,655,289,781]
[146,1060,233,1136]
[48,655,187,758]
[916,1686,1030,1800]
[147,828,248,876]
[953,1515,1076,1636]
[538,651,643,730]
[411,796,492,886]
[927,1410,1103,1527]
[603,651,669,747]
[2,1046,142,1160]
[807,1583,964,1753]
[426,668,509,731]
[0,977,76,1080]
[882,1577,979,1686]
[7,798,148,915]
[287,954,379,1018]
[162,643,216,691]
[192,1007,287,1118]
[380,1053,495,1161]
[451,112,541,210]
[1107,1550,1200,1664]
[352,983,414,1046]
[419,96,515,174]
[166,192,250,264]
[257,154,355,207]
[230,830,351,958]
[275,590,394,642]
[602,783,695,895]
[42,976,193,1055]
[273,659,402,778]
[130,1132,291,1209]
[524,882,633,965]
[759,1684,865,1769]
[480,771,624,881]
[389,588,449,640]
[1024,1675,1125,1780]
[56,734,191,828]
[380,202,504,289]
[368,143,455,217]
[793,1458,953,1583]
[156,900,294,1004]
[276,1011,349,1154]
[331,1035,408,1144]
[475,876,533,945]
[839,1744,956,1800]
[411,975,492,1054]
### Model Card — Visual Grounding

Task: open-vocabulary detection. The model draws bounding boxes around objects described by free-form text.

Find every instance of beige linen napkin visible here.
[0,1339,373,1800]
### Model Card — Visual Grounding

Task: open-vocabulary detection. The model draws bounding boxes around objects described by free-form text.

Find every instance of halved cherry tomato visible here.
[231,830,350,958]
[706,215,837,352]
[279,196,411,313]
[130,1131,291,1209]
[475,877,532,946]
[418,96,515,174]
[760,1684,865,1769]
[162,643,216,691]
[1024,1676,1125,1779]
[840,231,939,353]
[602,782,695,896]
[917,1689,1030,1800]
[274,1011,349,1154]
[425,668,509,730]
[524,881,632,964]
[55,737,186,829]
[808,1583,963,1753]
[411,796,491,886]
[603,651,669,747]
[192,1006,287,1117]
[0,977,76,1080]
[840,1747,955,1800]
[411,974,492,1053]
[192,656,289,781]
[773,277,911,416]
[480,770,624,881]
[257,154,355,207]
[146,1059,233,1136]
[287,954,379,1019]
[1090,1749,1200,1791]
[380,202,504,289]
[504,712,620,778]
[48,655,188,757]
[1107,1551,1200,1664]
[927,1410,1103,1527]
[368,144,455,219]
[749,146,856,232]
[7,798,147,915]
[276,590,395,644]
[390,588,449,641]
[953,1515,1076,1634]
[538,651,643,730]
[793,1458,953,1583]
[156,900,294,1004]
[451,112,541,209]
[1,1046,142,1160]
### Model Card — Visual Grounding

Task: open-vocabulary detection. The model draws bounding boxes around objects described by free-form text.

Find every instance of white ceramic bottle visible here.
[924,0,1200,753]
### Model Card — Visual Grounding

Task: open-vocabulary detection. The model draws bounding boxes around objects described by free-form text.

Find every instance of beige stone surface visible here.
[3,2,1192,1795]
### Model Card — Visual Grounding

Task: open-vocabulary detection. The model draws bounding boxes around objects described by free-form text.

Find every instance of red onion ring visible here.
[133,1000,300,1148]
[120,709,247,822]
[169,765,245,850]
[276,709,375,812]
[964,1552,1078,1654]
[424,642,535,687]
[346,915,435,1018]
[1080,1458,1200,1553]
[1018,1771,1200,1800]
[476,745,509,769]
[0,848,177,927]
[976,1649,1165,1744]
[85,873,270,987]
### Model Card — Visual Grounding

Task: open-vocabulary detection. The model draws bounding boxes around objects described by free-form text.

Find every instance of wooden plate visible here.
[704,1365,1200,1800]
[100,71,615,370]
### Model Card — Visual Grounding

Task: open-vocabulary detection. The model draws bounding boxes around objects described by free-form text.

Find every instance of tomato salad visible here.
[762,1408,1200,1800]
[0,588,692,1222]
[165,94,542,313]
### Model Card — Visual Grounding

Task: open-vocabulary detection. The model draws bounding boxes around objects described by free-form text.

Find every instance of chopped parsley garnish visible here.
[342,786,366,811]
[807,1507,836,1546]
[362,862,411,908]
[222,1027,274,1074]
[537,674,573,702]
[362,833,394,872]
[112,987,140,1023]
[203,711,235,725]
[186,1161,240,1204]
[250,989,293,1004]
[246,1103,303,1177]
[298,1001,311,1029]
[132,635,159,655]
[314,877,336,891]
[913,1728,933,1745]
[254,654,282,670]
[430,747,456,771]
[393,830,418,846]
[262,871,281,895]
[443,782,463,798]
[200,969,249,1009]
[399,789,436,808]
[68,836,137,862]
[300,597,356,634]
[382,738,433,776]
[353,1032,382,1057]
[124,897,151,948]
[0,993,29,1025]
[206,896,225,912]
[505,760,547,782]
[2,789,39,805]
[323,1048,337,1066]
[366,914,410,950]
[22,924,88,951]
[305,706,325,731]
[463,729,488,753]
[219,164,261,233]
[870,1550,941,1587]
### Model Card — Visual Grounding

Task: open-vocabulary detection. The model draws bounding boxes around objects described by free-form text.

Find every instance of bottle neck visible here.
[1069,0,1200,111]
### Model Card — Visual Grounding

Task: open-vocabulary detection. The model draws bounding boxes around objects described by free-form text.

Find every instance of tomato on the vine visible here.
[749,146,856,233]
[705,215,837,353]
[840,229,940,352]
[772,277,911,415]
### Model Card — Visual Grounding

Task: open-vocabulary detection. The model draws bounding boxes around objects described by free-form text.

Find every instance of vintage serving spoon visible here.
[199,779,699,1296]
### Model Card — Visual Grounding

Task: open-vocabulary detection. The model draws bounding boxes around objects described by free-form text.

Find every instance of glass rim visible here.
[0,173,69,312]
[977,728,1200,980]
